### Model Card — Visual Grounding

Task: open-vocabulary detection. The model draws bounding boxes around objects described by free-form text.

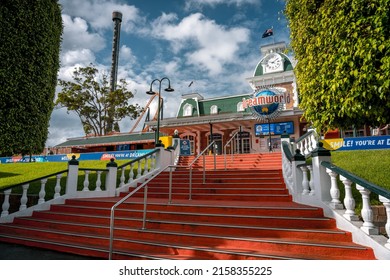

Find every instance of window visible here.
[210,105,218,115]
[237,102,244,112]
[183,104,193,117]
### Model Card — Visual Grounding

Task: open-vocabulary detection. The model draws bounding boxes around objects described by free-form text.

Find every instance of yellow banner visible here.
[320,139,344,151]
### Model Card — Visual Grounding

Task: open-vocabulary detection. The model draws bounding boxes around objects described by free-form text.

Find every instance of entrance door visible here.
[235,132,251,154]
[209,133,222,155]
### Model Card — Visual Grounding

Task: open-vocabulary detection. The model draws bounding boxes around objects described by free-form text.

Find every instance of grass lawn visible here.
[0,160,131,189]
[331,149,390,189]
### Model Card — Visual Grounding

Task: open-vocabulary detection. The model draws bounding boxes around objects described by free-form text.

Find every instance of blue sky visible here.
[49,0,290,147]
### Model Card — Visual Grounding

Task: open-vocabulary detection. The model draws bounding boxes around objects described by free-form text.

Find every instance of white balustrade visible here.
[379,195,390,248]
[307,165,314,195]
[1,189,11,217]
[19,184,30,211]
[326,169,343,209]
[96,171,103,191]
[38,179,47,204]
[137,161,142,179]
[54,174,62,199]
[83,170,90,191]
[300,165,310,195]
[128,163,134,183]
[340,176,358,221]
[119,167,126,188]
[356,184,379,235]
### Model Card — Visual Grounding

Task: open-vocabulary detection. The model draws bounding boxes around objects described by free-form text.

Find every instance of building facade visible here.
[147,42,307,155]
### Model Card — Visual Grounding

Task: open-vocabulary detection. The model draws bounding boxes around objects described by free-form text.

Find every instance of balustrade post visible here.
[300,166,310,195]
[19,184,30,211]
[356,184,378,235]
[1,189,11,217]
[119,168,126,188]
[128,163,134,183]
[326,169,343,209]
[82,170,90,191]
[340,176,359,221]
[66,155,79,197]
[307,165,314,195]
[379,195,390,249]
[38,179,47,204]
[96,171,103,191]
[106,158,118,197]
[311,142,332,203]
[54,174,62,199]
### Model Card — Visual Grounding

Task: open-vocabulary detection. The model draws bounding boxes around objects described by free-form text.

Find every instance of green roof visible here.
[177,93,251,118]
[55,132,155,147]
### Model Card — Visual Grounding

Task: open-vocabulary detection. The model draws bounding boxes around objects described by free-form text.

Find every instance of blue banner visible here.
[180,139,191,155]
[255,121,294,136]
[0,149,154,164]
[321,136,390,151]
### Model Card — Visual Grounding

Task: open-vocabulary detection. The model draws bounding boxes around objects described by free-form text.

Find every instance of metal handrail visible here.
[108,164,175,260]
[223,131,239,170]
[188,141,216,200]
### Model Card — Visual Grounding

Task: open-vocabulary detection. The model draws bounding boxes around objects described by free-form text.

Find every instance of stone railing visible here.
[295,129,320,157]
[0,145,178,223]
[281,135,390,260]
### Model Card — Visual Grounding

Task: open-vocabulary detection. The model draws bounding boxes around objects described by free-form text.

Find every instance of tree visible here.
[285,0,390,132]
[56,64,142,136]
[0,0,62,156]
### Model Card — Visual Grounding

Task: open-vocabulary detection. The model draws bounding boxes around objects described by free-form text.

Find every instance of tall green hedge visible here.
[0,0,63,156]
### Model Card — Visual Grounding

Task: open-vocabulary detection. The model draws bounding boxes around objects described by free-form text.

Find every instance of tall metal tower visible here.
[107,11,122,133]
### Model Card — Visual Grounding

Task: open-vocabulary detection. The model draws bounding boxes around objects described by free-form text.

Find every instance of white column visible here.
[65,156,79,197]
[311,143,332,203]
[106,159,118,197]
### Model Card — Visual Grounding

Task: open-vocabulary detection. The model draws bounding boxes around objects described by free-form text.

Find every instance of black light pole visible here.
[267,117,272,152]
[209,122,214,154]
[146,77,174,147]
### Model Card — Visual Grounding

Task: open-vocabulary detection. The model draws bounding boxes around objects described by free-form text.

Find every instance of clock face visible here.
[264,54,283,71]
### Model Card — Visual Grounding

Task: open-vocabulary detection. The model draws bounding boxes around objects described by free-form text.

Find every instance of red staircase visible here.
[0,153,376,259]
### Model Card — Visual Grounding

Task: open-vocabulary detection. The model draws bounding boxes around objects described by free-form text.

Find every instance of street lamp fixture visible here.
[146,77,174,147]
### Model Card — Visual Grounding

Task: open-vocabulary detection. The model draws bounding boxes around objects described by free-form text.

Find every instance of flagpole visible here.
[272,26,275,44]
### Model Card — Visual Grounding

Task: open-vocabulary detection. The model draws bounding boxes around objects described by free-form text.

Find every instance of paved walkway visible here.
[0,241,100,260]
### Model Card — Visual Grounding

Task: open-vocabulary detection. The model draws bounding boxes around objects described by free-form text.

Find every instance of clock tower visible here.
[246,41,298,109]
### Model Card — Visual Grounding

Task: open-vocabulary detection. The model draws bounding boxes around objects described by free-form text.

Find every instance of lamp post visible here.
[146,77,174,147]
[267,117,273,152]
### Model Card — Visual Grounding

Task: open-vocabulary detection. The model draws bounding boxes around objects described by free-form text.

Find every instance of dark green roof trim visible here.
[55,132,156,148]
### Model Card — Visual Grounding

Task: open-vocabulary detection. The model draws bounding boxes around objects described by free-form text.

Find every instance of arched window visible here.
[237,102,244,112]
[183,104,193,117]
[210,105,218,115]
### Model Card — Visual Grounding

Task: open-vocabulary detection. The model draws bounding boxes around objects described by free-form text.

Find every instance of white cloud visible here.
[185,0,259,10]
[151,13,250,75]
[61,49,96,67]
[60,0,144,32]
[61,15,106,53]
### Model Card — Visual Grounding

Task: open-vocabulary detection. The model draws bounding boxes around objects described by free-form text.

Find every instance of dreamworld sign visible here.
[242,88,286,120]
